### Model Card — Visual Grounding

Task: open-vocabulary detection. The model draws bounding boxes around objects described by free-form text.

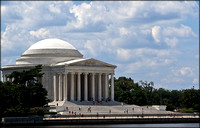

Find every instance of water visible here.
[4,123,199,128]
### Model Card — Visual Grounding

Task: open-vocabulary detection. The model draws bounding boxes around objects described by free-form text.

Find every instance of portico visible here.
[52,59,116,102]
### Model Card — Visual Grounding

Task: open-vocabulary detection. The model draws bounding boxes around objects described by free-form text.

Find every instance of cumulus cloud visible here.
[172,67,194,77]
[193,78,199,84]
[179,67,194,76]
[1,1,199,89]
[163,24,197,37]
[161,77,185,85]
[83,39,110,57]
[119,27,131,36]
[116,47,180,62]
[30,28,50,39]
[116,49,132,61]
[84,40,99,57]
[164,37,179,48]
[152,26,161,43]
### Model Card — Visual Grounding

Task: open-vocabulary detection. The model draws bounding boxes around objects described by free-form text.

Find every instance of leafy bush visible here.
[181,108,194,113]
[30,107,46,116]
[166,103,175,111]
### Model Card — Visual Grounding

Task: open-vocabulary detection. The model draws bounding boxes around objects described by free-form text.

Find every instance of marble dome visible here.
[16,38,83,65]
[28,38,76,50]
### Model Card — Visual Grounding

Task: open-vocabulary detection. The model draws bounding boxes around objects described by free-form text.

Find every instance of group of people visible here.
[65,106,83,116]
[124,109,129,113]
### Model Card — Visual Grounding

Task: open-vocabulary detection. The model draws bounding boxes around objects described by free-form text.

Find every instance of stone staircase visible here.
[48,101,170,115]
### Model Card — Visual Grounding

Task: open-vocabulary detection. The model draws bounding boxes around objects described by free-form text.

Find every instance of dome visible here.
[16,38,83,65]
[28,38,76,50]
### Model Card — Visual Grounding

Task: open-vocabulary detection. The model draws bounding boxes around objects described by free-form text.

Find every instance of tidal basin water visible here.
[5,123,199,128]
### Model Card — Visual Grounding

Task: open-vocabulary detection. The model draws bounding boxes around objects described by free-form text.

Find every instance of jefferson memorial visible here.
[2,38,116,102]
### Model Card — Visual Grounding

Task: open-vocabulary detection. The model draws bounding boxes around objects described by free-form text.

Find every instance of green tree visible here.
[169,90,183,107]
[182,88,200,111]
[114,77,147,105]
[139,80,154,105]
[0,65,48,120]
[8,65,44,85]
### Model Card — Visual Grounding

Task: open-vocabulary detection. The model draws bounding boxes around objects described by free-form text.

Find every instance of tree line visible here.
[114,77,200,112]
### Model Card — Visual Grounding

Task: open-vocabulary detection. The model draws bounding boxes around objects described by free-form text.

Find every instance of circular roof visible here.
[16,38,83,65]
[28,38,76,50]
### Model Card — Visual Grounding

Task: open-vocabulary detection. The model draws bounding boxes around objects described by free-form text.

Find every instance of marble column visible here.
[104,73,108,100]
[53,73,57,101]
[91,73,95,101]
[84,72,88,101]
[77,72,81,101]
[70,72,74,101]
[63,72,68,101]
[111,73,114,101]
[59,73,63,101]
[98,73,102,101]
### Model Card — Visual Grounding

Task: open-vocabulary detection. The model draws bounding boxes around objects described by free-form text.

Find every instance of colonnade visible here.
[53,72,114,102]
[2,74,12,82]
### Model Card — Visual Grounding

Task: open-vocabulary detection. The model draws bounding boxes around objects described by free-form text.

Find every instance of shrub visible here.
[166,103,175,111]
[30,107,45,116]
[181,108,194,113]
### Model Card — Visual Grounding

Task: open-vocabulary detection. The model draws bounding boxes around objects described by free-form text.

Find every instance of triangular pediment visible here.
[67,58,116,68]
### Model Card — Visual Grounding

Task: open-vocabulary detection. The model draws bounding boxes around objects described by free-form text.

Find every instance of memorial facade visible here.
[1,38,116,102]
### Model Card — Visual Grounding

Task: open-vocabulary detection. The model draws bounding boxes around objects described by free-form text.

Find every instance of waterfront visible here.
[3,123,199,128]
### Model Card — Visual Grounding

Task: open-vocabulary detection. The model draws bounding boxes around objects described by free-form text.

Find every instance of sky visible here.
[1,1,199,90]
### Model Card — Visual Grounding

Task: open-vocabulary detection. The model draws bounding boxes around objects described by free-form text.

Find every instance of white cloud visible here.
[48,3,61,14]
[1,6,6,14]
[123,58,173,74]
[173,67,194,77]
[179,67,193,76]
[84,40,98,57]
[1,1,198,90]
[84,39,109,57]
[116,49,131,61]
[30,28,50,39]
[164,37,178,48]
[161,77,185,84]
[163,24,197,37]
[116,48,180,62]
[152,26,161,43]
[193,78,199,84]
[119,27,131,36]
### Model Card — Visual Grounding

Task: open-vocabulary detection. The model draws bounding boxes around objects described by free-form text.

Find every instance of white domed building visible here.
[2,38,116,103]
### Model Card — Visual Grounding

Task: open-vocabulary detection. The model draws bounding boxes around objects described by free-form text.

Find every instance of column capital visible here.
[89,72,96,75]
[70,72,75,75]
[104,73,108,75]
[84,72,88,75]
[59,72,63,75]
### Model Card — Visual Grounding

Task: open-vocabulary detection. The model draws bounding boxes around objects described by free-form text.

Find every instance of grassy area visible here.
[181,108,195,113]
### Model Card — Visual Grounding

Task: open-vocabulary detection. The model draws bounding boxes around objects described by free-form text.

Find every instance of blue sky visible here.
[1,1,199,90]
